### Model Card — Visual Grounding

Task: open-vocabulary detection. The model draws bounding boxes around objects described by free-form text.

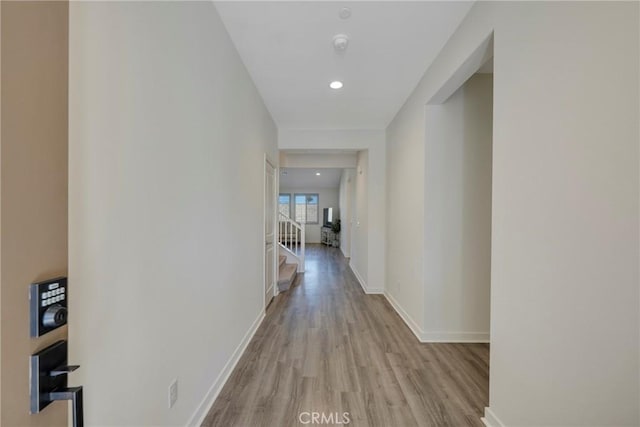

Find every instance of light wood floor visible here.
[203,244,489,427]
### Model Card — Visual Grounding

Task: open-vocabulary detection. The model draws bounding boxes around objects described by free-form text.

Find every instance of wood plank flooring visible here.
[203,244,489,427]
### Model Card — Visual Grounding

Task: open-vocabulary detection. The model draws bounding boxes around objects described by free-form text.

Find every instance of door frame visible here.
[263,154,278,310]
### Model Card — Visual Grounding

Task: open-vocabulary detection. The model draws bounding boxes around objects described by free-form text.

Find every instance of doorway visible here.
[264,156,276,308]
[424,69,493,342]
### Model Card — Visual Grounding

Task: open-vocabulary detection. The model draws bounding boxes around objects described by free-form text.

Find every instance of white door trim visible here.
[263,154,277,310]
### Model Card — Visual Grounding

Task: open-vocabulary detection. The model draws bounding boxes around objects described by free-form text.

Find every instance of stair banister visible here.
[277,212,305,272]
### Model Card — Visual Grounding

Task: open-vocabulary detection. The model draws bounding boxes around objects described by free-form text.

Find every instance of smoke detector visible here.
[339,7,351,19]
[333,34,350,52]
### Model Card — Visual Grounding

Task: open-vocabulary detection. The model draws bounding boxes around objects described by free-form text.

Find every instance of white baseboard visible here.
[384,291,425,342]
[187,310,265,427]
[422,331,490,343]
[349,263,367,292]
[481,407,506,427]
[349,263,383,294]
[383,292,489,343]
[340,246,350,259]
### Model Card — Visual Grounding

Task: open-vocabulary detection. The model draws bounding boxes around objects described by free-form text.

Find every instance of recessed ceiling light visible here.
[329,81,343,90]
[339,7,351,19]
[316,172,321,176]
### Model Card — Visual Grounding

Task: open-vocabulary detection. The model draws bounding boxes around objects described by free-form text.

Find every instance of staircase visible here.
[278,255,297,291]
[278,213,305,270]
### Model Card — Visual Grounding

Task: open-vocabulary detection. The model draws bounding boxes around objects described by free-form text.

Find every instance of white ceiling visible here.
[215,1,474,129]
[280,168,345,188]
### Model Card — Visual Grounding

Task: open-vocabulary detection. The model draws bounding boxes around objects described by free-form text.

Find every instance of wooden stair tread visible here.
[278,255,286,268]
[278,263,297,286]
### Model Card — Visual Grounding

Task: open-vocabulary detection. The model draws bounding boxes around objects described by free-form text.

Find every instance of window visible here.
[294,193,319,224]
[279,193,291,217]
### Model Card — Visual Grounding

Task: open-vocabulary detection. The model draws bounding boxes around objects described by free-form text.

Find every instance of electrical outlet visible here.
[168,379,178,408]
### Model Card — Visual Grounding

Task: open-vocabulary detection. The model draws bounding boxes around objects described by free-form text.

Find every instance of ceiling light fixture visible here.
[316,172,321,176]
[329,81,343,90]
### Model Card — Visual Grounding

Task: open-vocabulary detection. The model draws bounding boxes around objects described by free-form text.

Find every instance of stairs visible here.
[278,255,297,292]
[278,212,305,273]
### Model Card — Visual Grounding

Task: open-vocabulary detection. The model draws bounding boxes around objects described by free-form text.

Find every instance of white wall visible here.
[280,152,357,169]
[339,169,355,257]
[387,1,639,425]
[68,2,277,426]
[279,130,385,293]
[280,187,339,243]
[385,86,426,335]
[351,151,369,288]
[423,73,492,341]
[385,73,493,344]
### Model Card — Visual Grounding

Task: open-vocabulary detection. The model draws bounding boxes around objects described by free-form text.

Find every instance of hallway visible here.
[203,245,489,426]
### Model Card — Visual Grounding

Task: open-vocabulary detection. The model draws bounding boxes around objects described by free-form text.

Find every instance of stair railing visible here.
[278,212,305,269]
